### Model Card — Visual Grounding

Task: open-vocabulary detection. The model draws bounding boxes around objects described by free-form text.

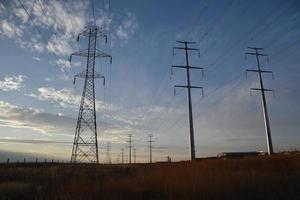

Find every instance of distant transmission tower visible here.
[128,134,132,164]
[70,25,112,163]
[172,41,204,161]
[133,148,136,163]
[106,142,112,164]
[245,47,274,155]
[148,134,154,163]
[121,148,124,164]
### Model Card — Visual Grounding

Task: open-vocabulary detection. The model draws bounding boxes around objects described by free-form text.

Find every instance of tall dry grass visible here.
[0,153,300,200]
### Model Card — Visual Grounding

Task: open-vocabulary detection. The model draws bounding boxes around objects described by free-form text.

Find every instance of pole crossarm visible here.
[174,85,204,96]
[246,69,274,79]
[172,65,203,69]
[250,88,275,97]
[245,52,269,61]
[246,52,268,57]
[176,40,196,44]
[247,46,264,50]
[173,47,200,56]
[173,41,200,57]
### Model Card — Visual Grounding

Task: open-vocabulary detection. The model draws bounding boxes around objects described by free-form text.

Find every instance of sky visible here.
[0,0,299,163]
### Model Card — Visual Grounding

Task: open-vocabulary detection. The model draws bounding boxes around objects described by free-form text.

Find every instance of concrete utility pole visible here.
[148,134,154,163]
[172,41,204,161]
[128,134,132,164]
[245,47,274,155]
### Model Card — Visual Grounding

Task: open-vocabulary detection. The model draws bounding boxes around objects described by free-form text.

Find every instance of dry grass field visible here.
[0,153,300,200]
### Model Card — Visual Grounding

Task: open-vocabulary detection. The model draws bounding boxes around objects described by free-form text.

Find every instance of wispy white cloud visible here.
[29,87,79,109]
[0,19,23,38]
[0,100,83,136]
[32,56,41,61]
[1,1,138,54]
[0,75,27,91]
[116,11,138,43]
[28,87,112,112]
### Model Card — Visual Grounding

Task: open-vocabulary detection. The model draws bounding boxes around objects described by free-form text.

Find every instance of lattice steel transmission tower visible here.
[70,25,112,163]
[172,41,204,161]
[245,47,274,155]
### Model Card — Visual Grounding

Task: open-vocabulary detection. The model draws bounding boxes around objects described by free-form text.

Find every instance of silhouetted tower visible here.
[106,142,112,164]
[128,134,132,164]
[70,25,112,163]
[245,47,274,155]
[148,134,154,163]
[172,41,204,161]
[121,148,124,164]
[133,148,136,163]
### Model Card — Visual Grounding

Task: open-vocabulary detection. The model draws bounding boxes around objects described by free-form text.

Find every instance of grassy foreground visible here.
[0,153,300,200]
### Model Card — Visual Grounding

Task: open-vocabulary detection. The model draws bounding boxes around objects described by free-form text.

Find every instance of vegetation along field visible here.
[0,153,300,200]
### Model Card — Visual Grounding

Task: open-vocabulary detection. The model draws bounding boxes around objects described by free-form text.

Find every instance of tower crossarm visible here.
[70,50,112,63]
[250,88,275,97]
[246,69,274,79]
[74,71,105,85]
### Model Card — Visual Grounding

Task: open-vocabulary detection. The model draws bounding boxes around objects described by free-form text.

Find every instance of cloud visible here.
[0,75,27,91]
[116,11,138,42]
[0,100,74,135]
[0,19,23,38]
[2,1,138,53]
[46,35,73,56]
[30,87,79,109]
[29,87,113,113]
[0,138,70,144]
[32,56,41,61]
[13,7,29,23]
[0,100,137,146]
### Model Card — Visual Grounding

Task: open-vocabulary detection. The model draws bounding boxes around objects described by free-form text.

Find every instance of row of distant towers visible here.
[68,27,274,163]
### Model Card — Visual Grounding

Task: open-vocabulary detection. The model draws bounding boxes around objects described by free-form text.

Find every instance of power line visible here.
[203,0,284,77]
[196,0,236,44]
[91,0,96,25]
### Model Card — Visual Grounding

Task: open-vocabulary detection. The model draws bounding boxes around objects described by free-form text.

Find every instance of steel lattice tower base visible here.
[70,25,112,163]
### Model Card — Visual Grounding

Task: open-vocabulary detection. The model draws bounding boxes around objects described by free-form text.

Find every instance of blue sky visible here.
[0,0,299,162]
